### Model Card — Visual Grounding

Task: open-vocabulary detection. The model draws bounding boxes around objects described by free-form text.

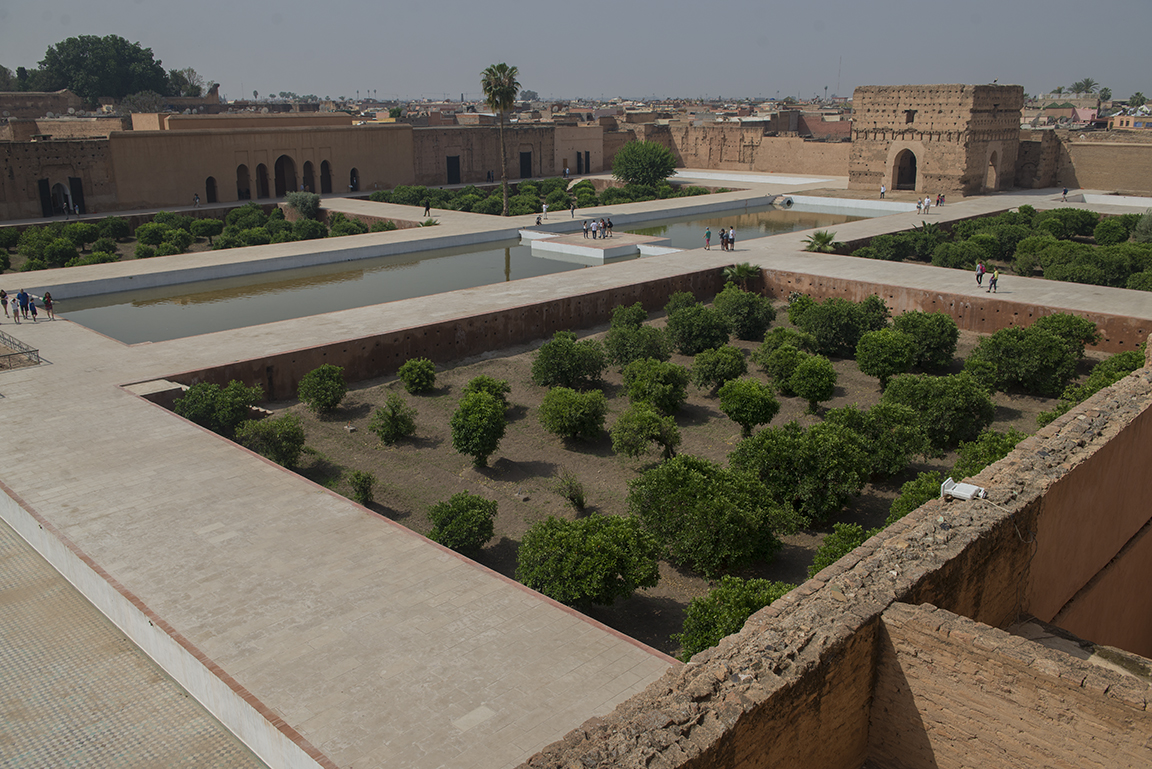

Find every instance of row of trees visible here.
[849,206,1152,292]
[1,35,210,102]
[0,201,415,273]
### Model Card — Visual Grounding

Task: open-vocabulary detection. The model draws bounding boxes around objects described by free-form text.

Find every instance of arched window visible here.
[256,164,270,199]
[205,176,217,204]
[274,154,297,197]
[303,161,315,193]
[349,167,359,193]
[236,164,251,200]
[320,160,332,194]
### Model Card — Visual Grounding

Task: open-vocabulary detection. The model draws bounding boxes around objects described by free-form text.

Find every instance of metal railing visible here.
[0,328,40,369]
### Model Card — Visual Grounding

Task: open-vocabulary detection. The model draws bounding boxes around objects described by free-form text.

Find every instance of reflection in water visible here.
[61,205,877,345]
[626,206,864,248]
[61,240,582,344]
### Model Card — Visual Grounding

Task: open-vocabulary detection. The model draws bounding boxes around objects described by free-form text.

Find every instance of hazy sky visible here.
[1,0,1148,103]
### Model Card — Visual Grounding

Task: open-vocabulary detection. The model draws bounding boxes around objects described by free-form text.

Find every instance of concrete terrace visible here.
[1,173,1151,769]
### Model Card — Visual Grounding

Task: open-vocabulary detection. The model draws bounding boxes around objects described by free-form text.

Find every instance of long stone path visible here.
[1,175,1150,769]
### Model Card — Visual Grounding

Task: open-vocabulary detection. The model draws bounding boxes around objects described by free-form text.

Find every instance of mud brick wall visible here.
[869,602,1152,769]
[759,267,1150,353]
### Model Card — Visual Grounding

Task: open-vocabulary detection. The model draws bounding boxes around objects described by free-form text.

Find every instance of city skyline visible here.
[1,0,1149,104]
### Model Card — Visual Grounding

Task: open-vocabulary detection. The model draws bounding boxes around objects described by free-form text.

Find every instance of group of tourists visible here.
[915,194,945,214]
[704,227,736,251]
[582,218,613,239]
[0,289,54,324]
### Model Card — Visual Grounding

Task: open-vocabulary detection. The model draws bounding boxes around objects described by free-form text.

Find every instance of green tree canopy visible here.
[611,141,677,187]
[516,514,661,606]
[39,35,169,101]
[673,576,795,661]
[627,455,784,577]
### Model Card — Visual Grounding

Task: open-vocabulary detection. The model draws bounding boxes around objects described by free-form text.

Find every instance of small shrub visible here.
[787,293,815,326]
[134,222,169,246]
[297,364,347,414]
[855,328,915,389]
[808,523,880,577]
[91,236,117,255]
[673,576,795,661]
[462,375,511,408]
[729,421,871,528]
[368,393,417,444]
[64,222,100,250]
[824,402,930,478]
[692,345,747,393]
[397,357,436,394]
[712,283,776,341]
[516,514,661,606]
[1094,217,1130,246]
[663,291,698,316]
[718,377,780,436]
[450,391,506,467]
[285,191,322,220]
[155,242,180,257]
[610,403,681,459]
[347,470,376,505]
[428,492,498,554]
[752,328,818,372]
[370,220,399,232]
[538,387,608,441]
[952,429,1028,479]
[294,218,328,240]
[666,304,731,355]
[191,218,224,244]
[963,326,1081,397]
[628,455,784,576]
[605,324,672,368]
[1132,209,1152,243]
[43,238,78,267]
[762,344,807,396]
[623,357,691,414]
[554,469,586,510]
[794,296,888,358]
[530,331,607,390]
[173,380,263,436]
[100,216,131,240]
[234,414,306,467]
[790,354,837,412]
[239,227,271,246]
[892,311,959,371]
[882,373,995,449]
[886,471,943,525]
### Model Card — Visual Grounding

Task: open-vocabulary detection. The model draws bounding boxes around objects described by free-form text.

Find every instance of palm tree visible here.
[721,262,760,290]
[1052,86,1065,97]
[481,63,521,216]
[802,231,842,253]
[1099,87,1112,103]
[1070,78,1099,97]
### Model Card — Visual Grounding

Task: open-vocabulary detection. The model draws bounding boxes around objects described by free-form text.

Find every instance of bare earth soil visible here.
[269,307,1101,657]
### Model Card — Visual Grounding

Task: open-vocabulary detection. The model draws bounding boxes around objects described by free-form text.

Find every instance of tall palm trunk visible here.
[498,112,509,216]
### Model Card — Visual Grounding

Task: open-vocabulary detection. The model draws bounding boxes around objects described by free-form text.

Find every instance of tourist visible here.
[583,220,589,238]
[987,269,999,293]
[880,184,886,199]
[424,199,431,216]
[535,215,542,226]
[1,289,8,318]
[193,193,200,207]
[916,199,923,215]
[28,298,37,322]
[590,219,598,239]
[720,228,728,251]
[42,292,54,320]
[600,218,607,238]
[564,166,570,179]
[704,227,711,250]
[606,219,613,237]
[17,288,29,319]
[728,228,735,250]
[923,196,932,213]
[940,193,945,205]
[1062,187,1068,202]
[542,203,548,220]
[570,200,576,218]
[975,261,985,286]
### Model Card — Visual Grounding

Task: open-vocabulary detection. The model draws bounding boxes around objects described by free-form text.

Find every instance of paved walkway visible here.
[1,179,1151,769]
[0,517,266,768]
